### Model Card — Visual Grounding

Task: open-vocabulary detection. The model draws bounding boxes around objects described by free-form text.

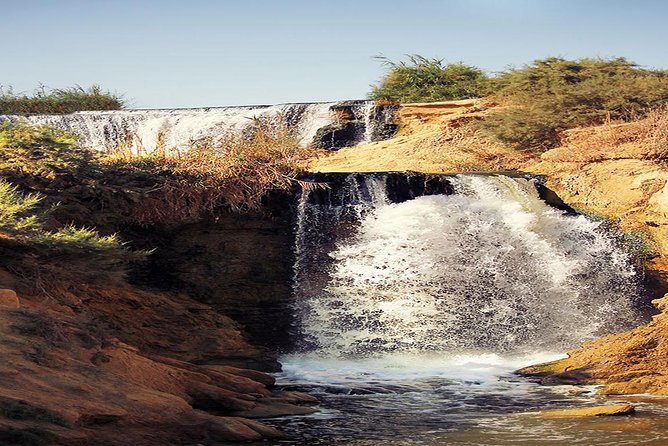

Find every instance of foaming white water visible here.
[293,174,642,359]
[0,101,377,151]
[279,352,564,386]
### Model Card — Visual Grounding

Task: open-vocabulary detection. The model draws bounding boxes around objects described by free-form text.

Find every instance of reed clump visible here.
[0,85,124,114]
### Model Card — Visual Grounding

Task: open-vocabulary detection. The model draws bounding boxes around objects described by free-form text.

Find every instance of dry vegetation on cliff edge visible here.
[105,118,317,223]
[0,119,316,299]
[0,119,314,228]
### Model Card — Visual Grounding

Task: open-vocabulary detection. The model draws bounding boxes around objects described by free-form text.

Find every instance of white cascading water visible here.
[290,174,642,362]
[0,101,379,151]
[356,101,376,144]
[274,174,652,445]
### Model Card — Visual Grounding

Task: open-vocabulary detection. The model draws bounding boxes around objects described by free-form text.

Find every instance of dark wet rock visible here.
[313,121,366,150]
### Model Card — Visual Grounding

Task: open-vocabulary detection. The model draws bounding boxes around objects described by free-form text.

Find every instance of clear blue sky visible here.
[3,0,667,108]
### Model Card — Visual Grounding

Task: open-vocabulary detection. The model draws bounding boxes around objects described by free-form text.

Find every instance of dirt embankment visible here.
[308,99,533,173]
[309,99,668,395]
[0,166,311,444]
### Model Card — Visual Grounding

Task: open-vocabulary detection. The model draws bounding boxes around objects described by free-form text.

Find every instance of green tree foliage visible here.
[369,55,489,103]
[0,85,124,114]
[480,57,668,151]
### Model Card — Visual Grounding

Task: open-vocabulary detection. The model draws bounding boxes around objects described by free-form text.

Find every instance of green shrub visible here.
[369,55,489,103]
[0,179,136,267]
[0,85,124,114]
[0,181,42,233]
[480,57,668,151]
[0,123,141,286]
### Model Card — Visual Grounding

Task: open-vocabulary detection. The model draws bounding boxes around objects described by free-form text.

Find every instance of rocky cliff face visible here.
[309,99,668,395]
[142,212,296,356]
[0,171,312,444]
[529,122,668,263]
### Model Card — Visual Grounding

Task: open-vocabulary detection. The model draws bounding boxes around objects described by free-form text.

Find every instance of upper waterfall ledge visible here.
[0,100,398,152]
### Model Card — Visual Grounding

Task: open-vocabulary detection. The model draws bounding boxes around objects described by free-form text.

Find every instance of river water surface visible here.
[267,354,668,445]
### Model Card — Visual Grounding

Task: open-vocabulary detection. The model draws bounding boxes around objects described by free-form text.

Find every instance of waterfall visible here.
[355,101,376,144]
[292,173,643,358]
[0,101,387,152]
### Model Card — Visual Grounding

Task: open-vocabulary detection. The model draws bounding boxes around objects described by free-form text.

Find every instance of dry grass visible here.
[639,107,668,160]
[103,118,318,225]
[557,106,668,161]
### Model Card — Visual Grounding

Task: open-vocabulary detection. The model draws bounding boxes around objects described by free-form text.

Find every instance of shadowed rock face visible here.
[301,172,454,204]
[313,121,367,150]
[300,171,574,210]
[142,212,297,358]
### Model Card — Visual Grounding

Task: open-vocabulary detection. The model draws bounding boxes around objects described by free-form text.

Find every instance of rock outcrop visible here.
[0,279,317,445]
[0,289,19,308]
[312,101,398,150]
[538,404,636,417]
[308,99,532,172]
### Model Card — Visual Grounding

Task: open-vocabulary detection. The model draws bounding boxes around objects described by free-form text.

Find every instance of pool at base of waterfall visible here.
[263,353,668,445]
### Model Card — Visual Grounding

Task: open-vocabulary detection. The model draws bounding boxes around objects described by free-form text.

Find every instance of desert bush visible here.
[0,84,124,114]
[0,122,143,292]
[369,55,488,103]
[0,123,130,254]
[0,201,140,297]
[0,179,138,269]
[479,57,668,151]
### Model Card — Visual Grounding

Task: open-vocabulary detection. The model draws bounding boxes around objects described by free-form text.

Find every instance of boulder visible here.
[313,121,366,150]
[539,404,636,418]
[0,289,19,309]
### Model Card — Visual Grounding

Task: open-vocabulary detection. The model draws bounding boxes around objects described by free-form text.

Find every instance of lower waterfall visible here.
[269,174,661,445]
[292,173,642,358]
